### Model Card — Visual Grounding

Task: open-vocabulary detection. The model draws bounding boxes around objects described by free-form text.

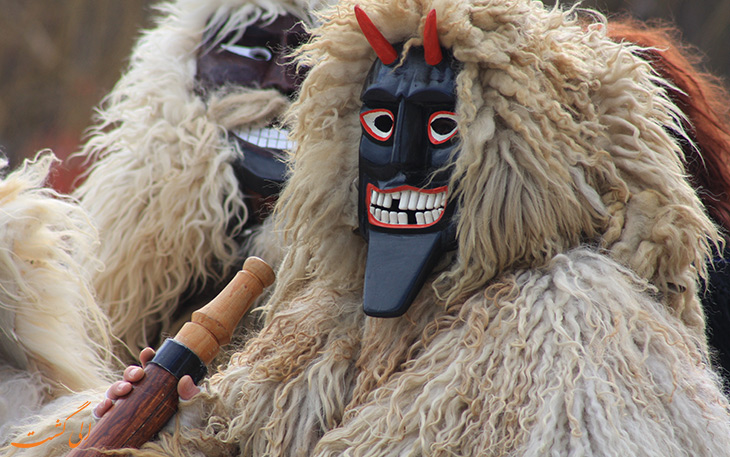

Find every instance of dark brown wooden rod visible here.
[67,257,275,457]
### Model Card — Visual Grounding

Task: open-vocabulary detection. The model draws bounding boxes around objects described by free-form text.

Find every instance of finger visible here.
[108,380,133,399]
[123,365,145,383]
[93,397,114,421]
[139,347,155,367]
[177,375,201,401]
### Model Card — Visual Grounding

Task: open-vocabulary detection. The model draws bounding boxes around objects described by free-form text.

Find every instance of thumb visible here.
[178,375,201,401]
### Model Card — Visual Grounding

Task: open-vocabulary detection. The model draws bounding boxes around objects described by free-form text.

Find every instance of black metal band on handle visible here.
[150,338,208,384]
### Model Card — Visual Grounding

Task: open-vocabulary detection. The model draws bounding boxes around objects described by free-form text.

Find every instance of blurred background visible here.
[0,0,152,190]
[0,0,728,191]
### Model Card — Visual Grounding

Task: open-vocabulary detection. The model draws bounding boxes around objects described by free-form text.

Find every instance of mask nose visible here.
[390,99,426,169]
[261,59,299,98]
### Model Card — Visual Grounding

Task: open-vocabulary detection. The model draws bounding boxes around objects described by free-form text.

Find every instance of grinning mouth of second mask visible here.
[233,125,295,151]
[367,183,447,228]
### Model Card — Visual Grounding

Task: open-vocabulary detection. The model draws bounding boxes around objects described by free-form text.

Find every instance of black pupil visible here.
[432,117,456,135]
[375,115,393,133]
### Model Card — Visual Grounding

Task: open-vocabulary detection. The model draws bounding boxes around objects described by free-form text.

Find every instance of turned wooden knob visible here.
[174,256,274,364]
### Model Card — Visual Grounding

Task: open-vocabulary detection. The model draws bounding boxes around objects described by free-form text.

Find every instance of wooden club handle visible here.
[66,257,274,457]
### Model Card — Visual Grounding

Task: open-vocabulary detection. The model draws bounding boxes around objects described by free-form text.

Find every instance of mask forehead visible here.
[361,46,457,103]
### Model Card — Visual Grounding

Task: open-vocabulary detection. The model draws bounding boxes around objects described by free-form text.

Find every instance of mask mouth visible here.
[232,125,294,151]
[229,125,290,200]
[366,183,447,228]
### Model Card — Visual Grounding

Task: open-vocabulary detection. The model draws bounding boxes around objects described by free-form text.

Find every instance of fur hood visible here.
[73,0,335,353]
[8,1,728,455]
[272,0,717,334]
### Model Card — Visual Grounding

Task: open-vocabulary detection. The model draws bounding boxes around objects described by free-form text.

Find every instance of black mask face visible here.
[358,44,459,317]
[196,14,308,222]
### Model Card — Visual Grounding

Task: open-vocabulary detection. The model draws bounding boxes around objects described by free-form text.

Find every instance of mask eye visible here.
[361,109,394,141]
[221,44,273,61]
[428,111,458,145]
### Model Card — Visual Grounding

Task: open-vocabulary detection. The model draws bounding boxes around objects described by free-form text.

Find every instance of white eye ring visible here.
[221,44,273,62]
[361,109,395,141]
[428,111,458,144]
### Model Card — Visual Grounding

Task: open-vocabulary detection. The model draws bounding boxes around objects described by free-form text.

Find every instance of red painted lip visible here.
[366,183,448,229]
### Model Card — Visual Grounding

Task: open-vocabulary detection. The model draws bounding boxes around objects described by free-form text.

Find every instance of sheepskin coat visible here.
[0,154,113,436]
[72,0,330,355]
[203,0,730,455]
[6,0,730,456]
[0,0,329,444]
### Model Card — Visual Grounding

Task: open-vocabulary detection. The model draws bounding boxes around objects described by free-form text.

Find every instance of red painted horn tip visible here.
[424,9,443,66]
[354,5,398,65]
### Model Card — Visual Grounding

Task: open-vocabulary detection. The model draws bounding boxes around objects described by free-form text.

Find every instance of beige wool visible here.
[1,0,334,450]
[0,153,114,434]
[206,0,728,454]
[6,0,730,455]
[73,0,334,355]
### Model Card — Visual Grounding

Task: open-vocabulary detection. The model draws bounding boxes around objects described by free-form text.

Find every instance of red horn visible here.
[423,9,443,65]
[355,5,398,65]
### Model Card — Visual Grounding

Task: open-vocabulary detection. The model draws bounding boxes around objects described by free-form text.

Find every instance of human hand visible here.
[92,347,200,420]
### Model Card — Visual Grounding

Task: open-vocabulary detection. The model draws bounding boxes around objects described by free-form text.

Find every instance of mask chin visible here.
[363,230,451,317]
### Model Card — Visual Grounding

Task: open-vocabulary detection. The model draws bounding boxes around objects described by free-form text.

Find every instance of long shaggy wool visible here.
[73,0,333,355]
[605,18,730,387]
[10,0,730,455]
[212,0,728,454]
[0,153,114,432]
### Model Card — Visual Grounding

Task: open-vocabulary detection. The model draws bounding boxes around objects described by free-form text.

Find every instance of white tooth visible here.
[416,193,427,210]
[424,211,434,224]
[392,191,401,200]
[389,211,398,225]
[434,193,443,208]
[432,209,441,221]
[370,206,375,215]
[408,191,419,210]
[383,194,392,209]
[399,191,410,210]
[375,208,382,220]
[426,194,435,210]
[415,212,425,225]
[371,190,377,205]
[437,208,444,218]
[377,192,385,206]
[235,126,294,150]
[398,212,408,225]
